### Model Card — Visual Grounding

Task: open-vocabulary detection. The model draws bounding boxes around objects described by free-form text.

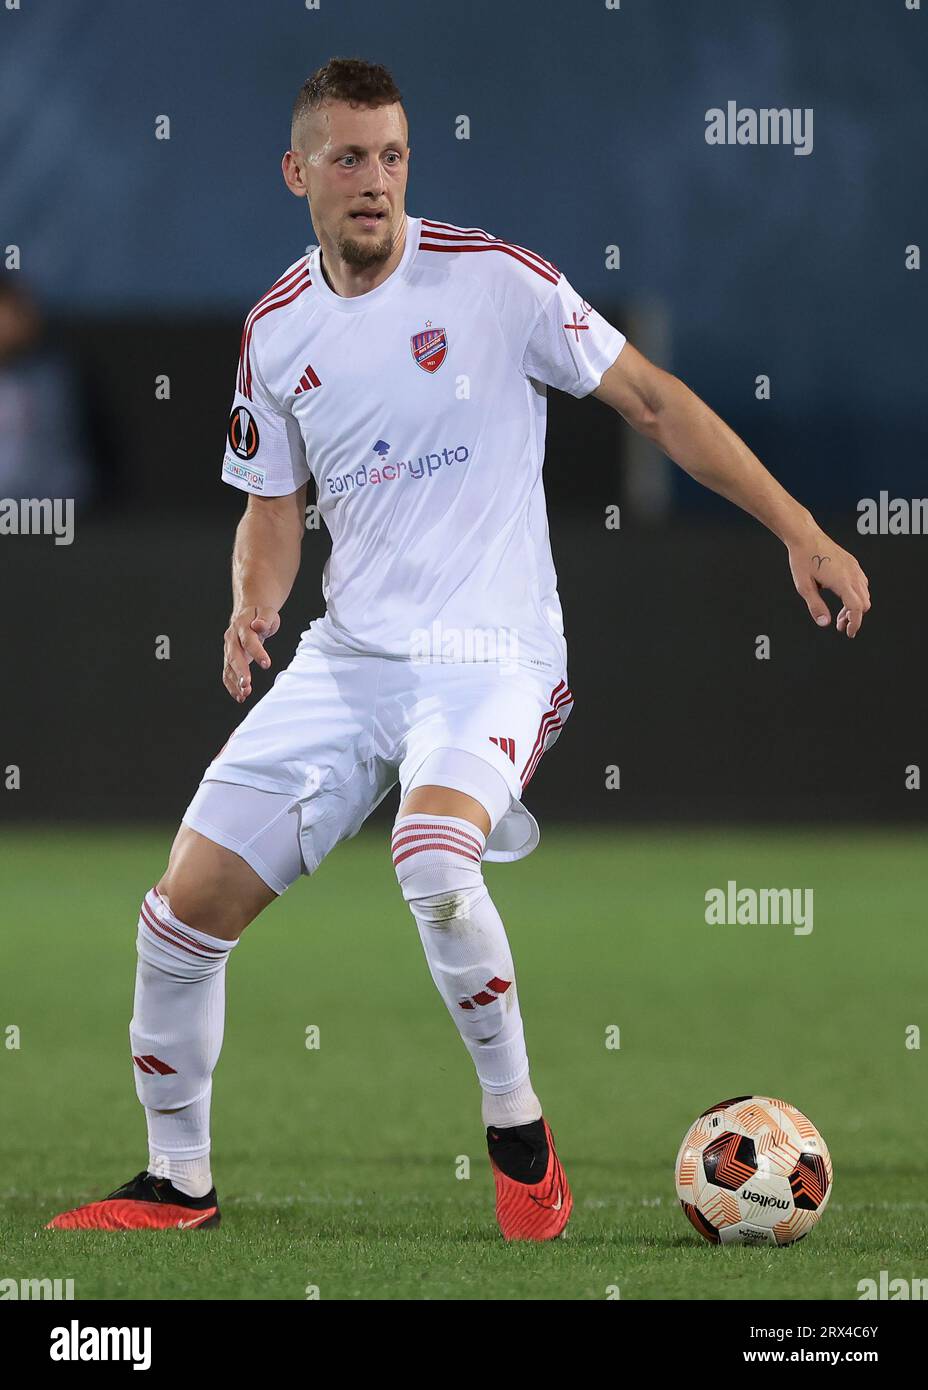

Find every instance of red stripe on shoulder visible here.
[237,261,308,393]
[420,219,559,277]
[237,261,312,399]
[419,237,559,285]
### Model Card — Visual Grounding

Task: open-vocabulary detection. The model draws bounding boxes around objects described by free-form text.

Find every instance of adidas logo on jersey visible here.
[489,736,516,763]
[294,363,322,394]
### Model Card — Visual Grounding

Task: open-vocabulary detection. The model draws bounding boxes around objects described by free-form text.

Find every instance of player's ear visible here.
[281,150,307,199]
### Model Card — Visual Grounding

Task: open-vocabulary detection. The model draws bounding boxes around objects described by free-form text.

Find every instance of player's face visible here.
[289,101,409,270]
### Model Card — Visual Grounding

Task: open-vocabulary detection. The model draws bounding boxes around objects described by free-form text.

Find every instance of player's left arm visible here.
[593,343,872,637]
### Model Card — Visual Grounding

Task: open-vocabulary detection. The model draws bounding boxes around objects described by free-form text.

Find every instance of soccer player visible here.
[49,59,870,1237]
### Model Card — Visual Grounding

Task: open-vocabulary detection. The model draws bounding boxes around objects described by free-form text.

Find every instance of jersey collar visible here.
[310,214,420,313]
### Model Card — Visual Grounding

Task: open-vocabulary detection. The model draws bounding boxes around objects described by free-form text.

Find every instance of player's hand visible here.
[223,606,280,702]
[787,530,871,638]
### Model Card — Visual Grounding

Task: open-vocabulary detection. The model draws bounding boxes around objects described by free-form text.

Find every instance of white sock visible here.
[146,1092,214,1198]
[482,1077,543,1129]
[393,813,538,1096]
[130,888,237,1198]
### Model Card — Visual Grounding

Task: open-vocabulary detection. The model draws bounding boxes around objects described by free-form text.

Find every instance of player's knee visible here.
[416,887,474,923]
[391,812,487,920]
[154,871,240,941]
[399,875,487,928]
[157,827,273,940]
[398,782,492,837]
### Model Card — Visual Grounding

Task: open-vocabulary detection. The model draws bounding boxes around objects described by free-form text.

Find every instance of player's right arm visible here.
[223,485,307,703]
[220,277,314,702]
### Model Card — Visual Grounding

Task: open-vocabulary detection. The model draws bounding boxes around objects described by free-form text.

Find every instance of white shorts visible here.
[182,639,574,891]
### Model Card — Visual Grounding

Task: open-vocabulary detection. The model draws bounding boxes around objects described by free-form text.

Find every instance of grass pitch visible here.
[1,825,925,1300]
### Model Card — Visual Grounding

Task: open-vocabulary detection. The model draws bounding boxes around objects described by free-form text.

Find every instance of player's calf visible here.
[48,800,290,1231]
[392,811,540,1120]
[46,881,237,1230]
[392,810,573,1239]
[129,883,239,1198]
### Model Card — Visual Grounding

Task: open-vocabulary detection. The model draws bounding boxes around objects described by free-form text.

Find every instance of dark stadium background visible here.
[1,0,925,827]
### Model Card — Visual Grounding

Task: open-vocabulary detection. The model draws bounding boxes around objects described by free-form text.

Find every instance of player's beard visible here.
[336,221,396,269]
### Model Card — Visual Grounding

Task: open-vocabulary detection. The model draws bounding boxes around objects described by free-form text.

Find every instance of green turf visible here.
[1,825,925,1300]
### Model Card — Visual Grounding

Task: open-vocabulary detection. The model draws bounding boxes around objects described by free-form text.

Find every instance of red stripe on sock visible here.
[144,892,226,956]
[391,821,484,853]
[139,900,221,961]
[392,841,482,868]
[391,827,484,858]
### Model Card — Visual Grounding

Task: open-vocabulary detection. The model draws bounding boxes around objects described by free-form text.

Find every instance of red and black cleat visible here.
[46,1171,220,1231]
[488,1116,572,1240]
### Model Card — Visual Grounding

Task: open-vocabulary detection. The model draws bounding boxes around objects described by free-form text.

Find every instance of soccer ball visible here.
[674,1095,833,1246]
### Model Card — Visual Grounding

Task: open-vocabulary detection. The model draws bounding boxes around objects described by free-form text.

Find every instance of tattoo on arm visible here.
[811,554,830,570]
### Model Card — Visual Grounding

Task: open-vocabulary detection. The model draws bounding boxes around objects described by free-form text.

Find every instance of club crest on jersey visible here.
[228,406,260,460]
[411,324,448,374]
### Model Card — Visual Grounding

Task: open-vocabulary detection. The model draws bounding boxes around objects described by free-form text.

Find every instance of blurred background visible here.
[1,0,925,825]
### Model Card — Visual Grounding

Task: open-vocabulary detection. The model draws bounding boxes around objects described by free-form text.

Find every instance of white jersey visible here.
[222,215,626,673]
